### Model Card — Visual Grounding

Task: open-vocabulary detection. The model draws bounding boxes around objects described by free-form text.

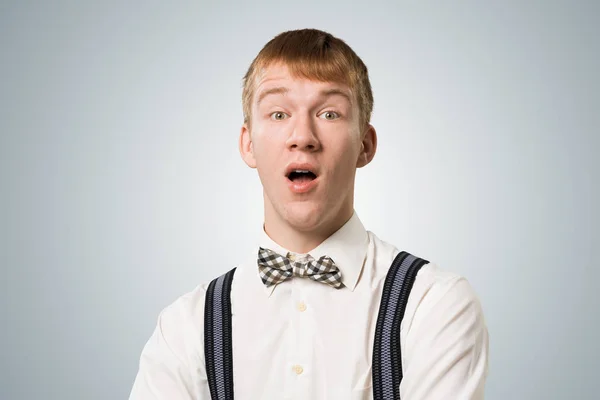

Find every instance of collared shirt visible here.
[129,211,489,399]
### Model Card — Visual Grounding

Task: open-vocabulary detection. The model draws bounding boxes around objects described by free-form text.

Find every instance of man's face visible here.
[240,62,375,234]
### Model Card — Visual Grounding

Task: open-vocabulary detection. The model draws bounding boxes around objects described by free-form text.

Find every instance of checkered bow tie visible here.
[257,247,343,289]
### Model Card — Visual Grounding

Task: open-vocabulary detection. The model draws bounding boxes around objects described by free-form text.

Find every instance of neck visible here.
[263,202,354,254]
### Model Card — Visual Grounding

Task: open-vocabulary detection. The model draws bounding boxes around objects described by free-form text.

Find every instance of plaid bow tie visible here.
[257,247,343,289]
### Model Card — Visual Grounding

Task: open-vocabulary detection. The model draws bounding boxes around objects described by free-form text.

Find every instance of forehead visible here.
[253,63,354,104]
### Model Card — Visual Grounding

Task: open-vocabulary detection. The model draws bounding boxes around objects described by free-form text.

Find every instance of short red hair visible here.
[242,29,374,130]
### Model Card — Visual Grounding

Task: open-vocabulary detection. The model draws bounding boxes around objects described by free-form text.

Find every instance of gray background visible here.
[1,1,598,399]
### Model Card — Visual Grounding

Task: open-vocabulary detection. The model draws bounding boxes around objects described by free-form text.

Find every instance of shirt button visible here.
[287,253,296,261]
[297,301,307,312]
[293,365,304,375]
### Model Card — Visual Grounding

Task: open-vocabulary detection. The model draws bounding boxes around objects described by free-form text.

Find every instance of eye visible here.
[270,111,289,121]
[319,111,340,120]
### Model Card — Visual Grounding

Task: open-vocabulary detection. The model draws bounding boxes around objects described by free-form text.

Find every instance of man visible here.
[129,28,489,399]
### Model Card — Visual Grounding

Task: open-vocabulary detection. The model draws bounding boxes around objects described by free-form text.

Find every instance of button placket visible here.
[289,264,310,387]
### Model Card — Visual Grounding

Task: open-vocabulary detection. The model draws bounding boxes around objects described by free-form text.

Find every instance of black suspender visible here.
[204,267,236,400]
[372,251,429,400]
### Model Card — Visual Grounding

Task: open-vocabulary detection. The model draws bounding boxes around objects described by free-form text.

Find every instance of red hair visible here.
[242,29,374,130]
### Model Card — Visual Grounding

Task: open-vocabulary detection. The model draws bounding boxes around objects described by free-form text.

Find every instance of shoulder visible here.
[153,267,235,339]
[368,231,485,332]
[407,262,485,325]
[400,258,488,364]
[143,267,239,368]
[154,281,210,345]
[158,266,238,330]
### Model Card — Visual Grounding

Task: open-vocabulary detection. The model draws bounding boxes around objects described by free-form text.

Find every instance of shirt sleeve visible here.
[400,270,490,399]
[128,286,211,400]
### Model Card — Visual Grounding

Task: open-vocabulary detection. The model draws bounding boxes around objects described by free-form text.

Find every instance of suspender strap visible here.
[204,267,236,400]
[372,251,429,400]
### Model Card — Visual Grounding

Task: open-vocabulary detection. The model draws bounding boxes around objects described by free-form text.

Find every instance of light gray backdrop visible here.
[1,1,598,399]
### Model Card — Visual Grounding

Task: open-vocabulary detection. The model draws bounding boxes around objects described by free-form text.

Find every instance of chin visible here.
[282,202,326,232]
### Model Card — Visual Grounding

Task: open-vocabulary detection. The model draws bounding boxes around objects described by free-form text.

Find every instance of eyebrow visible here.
[319,88,352,104]
[256,87,353,105]
[256,87,289,105]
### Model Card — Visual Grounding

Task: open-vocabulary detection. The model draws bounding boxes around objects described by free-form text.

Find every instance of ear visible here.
[239,123,257,168]
[356,124,377,168]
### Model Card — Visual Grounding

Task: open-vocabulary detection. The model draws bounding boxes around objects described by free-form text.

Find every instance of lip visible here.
[287,175,319,194]
[284,162,319,178]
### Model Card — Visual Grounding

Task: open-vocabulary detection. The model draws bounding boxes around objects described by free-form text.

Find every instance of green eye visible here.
[320,111,339,120]
[270,112,288,120]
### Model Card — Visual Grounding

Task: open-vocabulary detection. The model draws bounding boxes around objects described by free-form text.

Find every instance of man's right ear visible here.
[239,123,257,168]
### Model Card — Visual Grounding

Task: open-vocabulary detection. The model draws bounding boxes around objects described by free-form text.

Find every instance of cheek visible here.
[336,136,360,161]
[329,142,360,180]
[252,135,283,175]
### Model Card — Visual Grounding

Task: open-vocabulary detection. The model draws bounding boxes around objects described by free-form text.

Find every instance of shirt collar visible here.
[255,210,369,297]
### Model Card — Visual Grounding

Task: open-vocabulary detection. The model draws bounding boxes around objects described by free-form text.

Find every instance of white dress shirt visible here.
[129,211,489,399]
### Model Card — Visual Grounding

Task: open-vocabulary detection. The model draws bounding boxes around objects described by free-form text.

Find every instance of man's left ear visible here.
[356,124,377,168]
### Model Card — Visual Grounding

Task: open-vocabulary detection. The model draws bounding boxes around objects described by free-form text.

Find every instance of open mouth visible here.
[286,169,317,183]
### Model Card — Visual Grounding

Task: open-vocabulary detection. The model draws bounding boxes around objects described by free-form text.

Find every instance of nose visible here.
[286,113,320,152]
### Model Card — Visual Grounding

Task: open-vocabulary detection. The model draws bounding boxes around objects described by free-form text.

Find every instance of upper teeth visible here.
[295,170,310,173]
